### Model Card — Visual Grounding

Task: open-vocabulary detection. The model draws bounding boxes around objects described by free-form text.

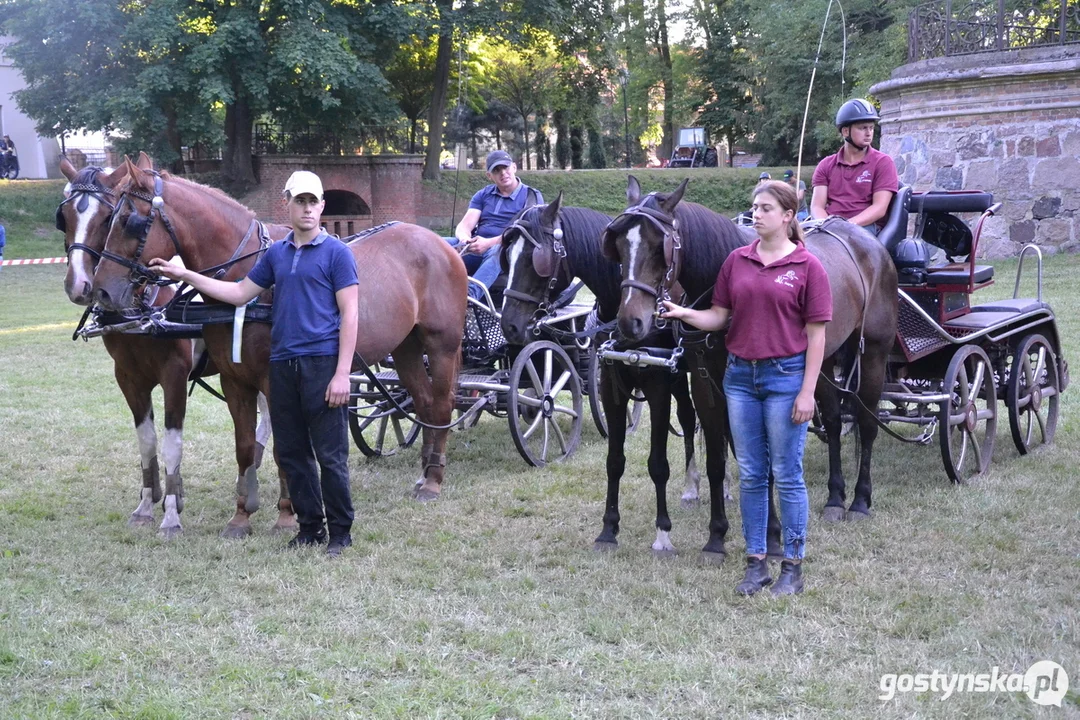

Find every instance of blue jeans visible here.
[444,237,501,300]
[861,223,880,237]
[724,353,810,559]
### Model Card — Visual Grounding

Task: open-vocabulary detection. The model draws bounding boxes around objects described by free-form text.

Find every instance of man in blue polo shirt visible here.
[449,150,542,300]
[149,170,359,557]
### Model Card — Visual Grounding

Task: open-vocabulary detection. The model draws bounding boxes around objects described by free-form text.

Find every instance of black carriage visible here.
[347,278,627,467]
[866,187,1068,482]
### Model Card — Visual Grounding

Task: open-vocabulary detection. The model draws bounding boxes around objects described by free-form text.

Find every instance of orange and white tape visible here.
[0,257,68,266]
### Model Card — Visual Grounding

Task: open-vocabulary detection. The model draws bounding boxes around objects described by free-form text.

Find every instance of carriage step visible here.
[970,298,1050,314]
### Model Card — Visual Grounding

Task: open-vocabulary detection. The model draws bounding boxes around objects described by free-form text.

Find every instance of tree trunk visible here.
[222,91,257,193]
[657,0,674,162]
[520,112,531,170]
[163,99,184,174]
[423,21,453,180]
[409,118,417,153]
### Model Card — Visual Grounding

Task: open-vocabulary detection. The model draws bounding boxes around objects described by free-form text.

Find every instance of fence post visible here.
[1061,0,1068,45]
[944,0,952,55]
[996,0,1005,51]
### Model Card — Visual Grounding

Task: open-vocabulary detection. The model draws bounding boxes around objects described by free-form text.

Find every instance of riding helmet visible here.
[835,99,880,129]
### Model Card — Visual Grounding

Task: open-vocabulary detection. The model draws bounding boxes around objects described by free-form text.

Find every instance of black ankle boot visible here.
[771,560,804,596]
[735,556,772,596]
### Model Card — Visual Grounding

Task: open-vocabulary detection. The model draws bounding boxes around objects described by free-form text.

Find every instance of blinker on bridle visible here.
[97,173,183,287]
[501,205,569,333]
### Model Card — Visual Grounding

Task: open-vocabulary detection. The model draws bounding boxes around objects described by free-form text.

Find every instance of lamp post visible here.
[618,68,631,169]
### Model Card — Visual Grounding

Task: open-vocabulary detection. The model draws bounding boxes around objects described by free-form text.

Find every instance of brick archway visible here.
[247,154,424,232]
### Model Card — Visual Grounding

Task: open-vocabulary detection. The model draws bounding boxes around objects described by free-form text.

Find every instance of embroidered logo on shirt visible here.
[855,169,873,184]
[775,270,798,288]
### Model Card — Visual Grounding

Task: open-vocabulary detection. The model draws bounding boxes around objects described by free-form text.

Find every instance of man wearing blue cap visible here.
[450,150,542,300]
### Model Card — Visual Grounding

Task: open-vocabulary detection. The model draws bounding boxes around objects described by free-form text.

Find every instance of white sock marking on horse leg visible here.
[501,237,526,313]
[623,226,641,307]
[652,529,675,553]
[162,429,182,476]
[160,495,182,536]
[681,454,701,503]
[131,488,155,522]
[136,414,157,470]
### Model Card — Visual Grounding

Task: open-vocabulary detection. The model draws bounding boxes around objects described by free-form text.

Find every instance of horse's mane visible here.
[559,206,622,321]
[669,200,750,302]
[126,167,256,228]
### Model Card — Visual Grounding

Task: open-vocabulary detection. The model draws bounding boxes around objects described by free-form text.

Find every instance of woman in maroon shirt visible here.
[661,181,831,596]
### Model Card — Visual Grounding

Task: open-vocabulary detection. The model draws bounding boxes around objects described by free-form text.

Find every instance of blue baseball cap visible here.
[486,150,514,173]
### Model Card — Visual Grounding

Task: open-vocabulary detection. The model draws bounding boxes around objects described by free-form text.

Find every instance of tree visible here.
[482,42,562,170]
[384,38,437,153]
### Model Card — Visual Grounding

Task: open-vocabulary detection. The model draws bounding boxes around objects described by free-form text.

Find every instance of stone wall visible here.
[870,45,1080,258]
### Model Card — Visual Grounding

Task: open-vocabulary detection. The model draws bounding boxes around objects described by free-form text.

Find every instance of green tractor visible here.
[668,128,718,168]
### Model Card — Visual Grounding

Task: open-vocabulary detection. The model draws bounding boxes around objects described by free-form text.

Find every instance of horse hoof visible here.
[414,487,440,503]
[593,541,618,553]
[158,526,183,541]
[846,508,872,522]
[700,550,727,566]
[822,506,846,523]
[128,515,154,528]
[680,496,700,509]
[220,524,252,539]
[651,547,678,559]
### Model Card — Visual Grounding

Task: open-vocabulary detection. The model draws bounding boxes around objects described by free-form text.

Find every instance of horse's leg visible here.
[157,345,191,539]
[817,378,847,523]
[690,360,729,564]
[390,333,439,500]
[847,349,886,521]
[641,378,675,557]
[259,379,297,534]
[594,365,629,551]
[219,375,262,538]
[415,337,459,501]
[673,372,701,508]
[116,370,160,528]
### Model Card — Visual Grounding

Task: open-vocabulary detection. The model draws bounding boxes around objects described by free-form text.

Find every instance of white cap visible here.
[283,170,324,200]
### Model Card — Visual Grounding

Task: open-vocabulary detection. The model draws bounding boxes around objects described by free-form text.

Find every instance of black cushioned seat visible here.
[924,264,994,286]
[970,298,1050,314]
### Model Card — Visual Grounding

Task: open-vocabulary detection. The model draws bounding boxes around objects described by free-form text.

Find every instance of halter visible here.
[606,193,683,329]
[501,206,569,335]
[56,169,117,262]
[97,173,184,288]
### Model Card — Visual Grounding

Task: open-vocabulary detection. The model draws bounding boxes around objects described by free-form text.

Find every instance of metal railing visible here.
[908,0,1080,61]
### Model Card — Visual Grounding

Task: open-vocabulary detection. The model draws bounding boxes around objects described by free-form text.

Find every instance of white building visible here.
[0,36,62,179]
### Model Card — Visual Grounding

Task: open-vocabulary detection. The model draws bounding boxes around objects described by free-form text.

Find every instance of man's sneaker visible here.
[327,535,353,557]
[770,560,804,596]
[287,530,327,549]
[734,556,773,596]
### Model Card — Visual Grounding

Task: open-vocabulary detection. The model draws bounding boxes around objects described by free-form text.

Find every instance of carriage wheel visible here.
[508,340,583,467]
[1006,333,1060,455]
[587,345,644,438]
[938,345,997,483]
[349,380,420,458]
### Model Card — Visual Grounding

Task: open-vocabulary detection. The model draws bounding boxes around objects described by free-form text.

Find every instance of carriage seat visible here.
[878,184,911,253]
[924,263,994,286]
[970,298,1050,314]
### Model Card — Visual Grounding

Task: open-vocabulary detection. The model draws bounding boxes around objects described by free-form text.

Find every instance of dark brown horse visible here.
[58,155,274,537]
[499,194,704,556]
[90,159,467,515]
[606,177,898,524]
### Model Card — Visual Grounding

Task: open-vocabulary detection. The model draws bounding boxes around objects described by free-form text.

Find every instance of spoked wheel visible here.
[587,345,644,438]
[508,340,583,466]
[349,378,420,457]
[938,345,997,483]
[1006,333,1060,455]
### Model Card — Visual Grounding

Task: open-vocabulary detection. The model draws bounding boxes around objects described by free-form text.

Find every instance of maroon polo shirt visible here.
[812,146,898,227]
[712,239,833,361]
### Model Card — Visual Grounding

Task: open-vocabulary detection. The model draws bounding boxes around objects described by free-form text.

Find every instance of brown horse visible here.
[90,159,467,511]
[58,155,275,538]
[606,177,898,525]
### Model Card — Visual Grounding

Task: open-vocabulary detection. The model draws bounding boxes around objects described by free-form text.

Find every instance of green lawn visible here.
[1,254,1078,718]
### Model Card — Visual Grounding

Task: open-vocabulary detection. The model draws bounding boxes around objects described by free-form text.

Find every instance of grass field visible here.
[1,253,1079,717]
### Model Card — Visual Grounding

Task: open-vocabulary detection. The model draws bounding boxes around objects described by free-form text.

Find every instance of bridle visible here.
[501,205,569,335]
[606,192,683,329]
[95,173,185,288]
[56,168,117,262]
